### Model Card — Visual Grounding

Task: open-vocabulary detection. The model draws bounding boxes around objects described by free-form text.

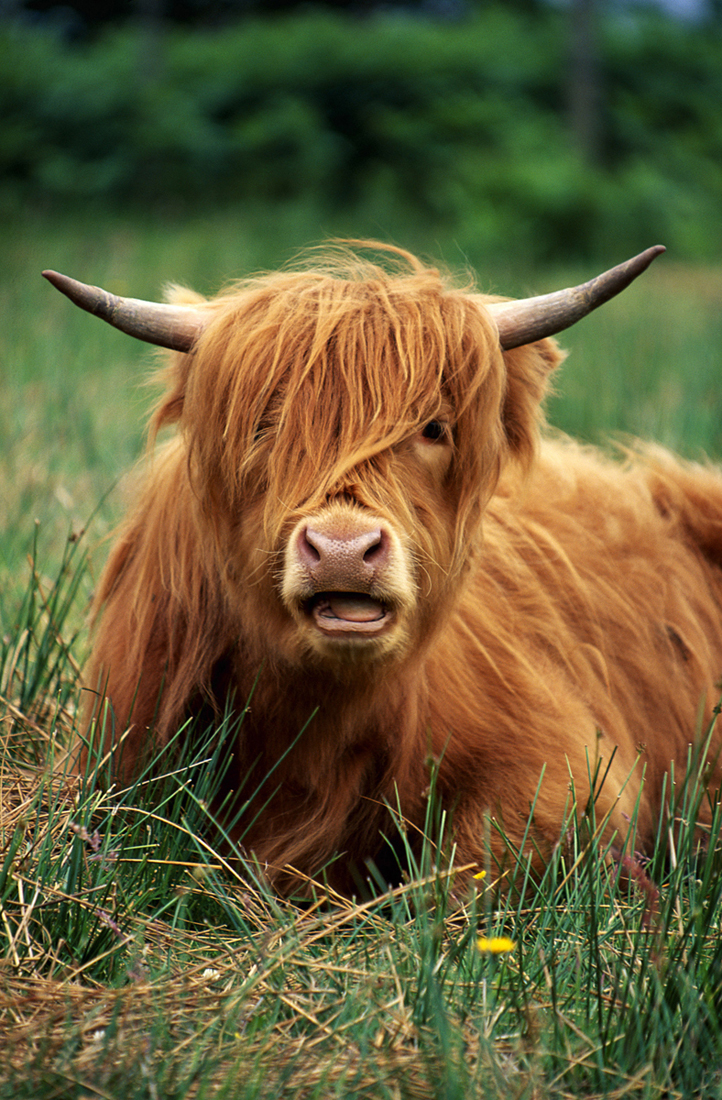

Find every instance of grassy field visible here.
[2,206,722,1098]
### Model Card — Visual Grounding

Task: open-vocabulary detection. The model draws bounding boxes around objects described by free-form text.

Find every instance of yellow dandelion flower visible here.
[472,870,486,881]
[477,936,515,955]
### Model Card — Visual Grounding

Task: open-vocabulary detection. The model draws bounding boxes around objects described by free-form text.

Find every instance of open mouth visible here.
[306,592,393,636]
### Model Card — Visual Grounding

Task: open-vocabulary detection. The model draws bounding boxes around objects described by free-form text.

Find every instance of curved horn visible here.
[42,270,206,352]
[45,245,666,354]
[485,245,666,350]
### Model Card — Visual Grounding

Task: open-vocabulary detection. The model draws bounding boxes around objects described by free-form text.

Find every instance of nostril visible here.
[362,529,386,563]
[300,526,322,566]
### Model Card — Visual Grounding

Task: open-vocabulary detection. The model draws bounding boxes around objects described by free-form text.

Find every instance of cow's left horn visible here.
[42,270,206,352]
[485,245,666,350]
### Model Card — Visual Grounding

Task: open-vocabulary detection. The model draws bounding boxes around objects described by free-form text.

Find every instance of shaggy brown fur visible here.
[80,243,722,894]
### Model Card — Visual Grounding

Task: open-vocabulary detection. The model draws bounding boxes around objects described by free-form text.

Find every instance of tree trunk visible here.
[568,0,603,165]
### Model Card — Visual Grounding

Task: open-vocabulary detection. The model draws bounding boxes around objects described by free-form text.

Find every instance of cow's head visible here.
[43,242,664,672]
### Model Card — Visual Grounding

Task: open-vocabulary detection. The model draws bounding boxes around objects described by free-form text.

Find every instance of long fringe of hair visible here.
[87,243,562,732]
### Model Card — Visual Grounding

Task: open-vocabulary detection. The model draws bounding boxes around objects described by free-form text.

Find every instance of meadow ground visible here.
[2,207,722,1098]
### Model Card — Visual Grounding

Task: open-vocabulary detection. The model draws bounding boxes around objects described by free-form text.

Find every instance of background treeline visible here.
[2,3,721,261]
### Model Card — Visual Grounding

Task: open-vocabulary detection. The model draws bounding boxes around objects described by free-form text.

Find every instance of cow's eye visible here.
[421,419,446,442]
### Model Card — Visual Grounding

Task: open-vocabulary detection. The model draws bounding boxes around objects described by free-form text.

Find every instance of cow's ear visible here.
[152,351,192,430]
[501,336,566,462]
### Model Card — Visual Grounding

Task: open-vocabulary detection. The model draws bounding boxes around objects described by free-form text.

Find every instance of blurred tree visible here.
[10,0,546,33]
[14,0,410,30]
[1,0,719,260]
[136,0,165,82]
[568,0,602,165]
[16,0,255,33]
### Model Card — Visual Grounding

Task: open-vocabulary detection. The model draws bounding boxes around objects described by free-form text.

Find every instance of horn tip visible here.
[632,244,666,277]
[43,269,77,295]
[643,244,666,265]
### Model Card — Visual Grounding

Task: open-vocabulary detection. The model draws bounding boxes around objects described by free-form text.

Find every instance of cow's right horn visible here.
[484,245,666,350]
[42,270,206,352]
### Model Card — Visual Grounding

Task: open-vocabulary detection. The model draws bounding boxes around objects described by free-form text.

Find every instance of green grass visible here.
[3,204,722,1098]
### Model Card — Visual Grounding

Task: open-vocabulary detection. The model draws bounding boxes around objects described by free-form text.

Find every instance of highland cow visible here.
[45,242,722,895]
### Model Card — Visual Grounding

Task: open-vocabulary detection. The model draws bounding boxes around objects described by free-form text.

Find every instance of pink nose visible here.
[297,524,389,588]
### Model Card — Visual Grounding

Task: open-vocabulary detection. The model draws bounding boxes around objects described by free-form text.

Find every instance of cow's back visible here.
[427,438,722,871]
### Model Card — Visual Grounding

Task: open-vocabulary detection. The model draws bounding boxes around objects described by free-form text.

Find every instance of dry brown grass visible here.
[0,756,525,1099]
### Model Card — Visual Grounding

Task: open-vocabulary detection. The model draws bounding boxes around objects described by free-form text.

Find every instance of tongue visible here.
[322,595,386,622]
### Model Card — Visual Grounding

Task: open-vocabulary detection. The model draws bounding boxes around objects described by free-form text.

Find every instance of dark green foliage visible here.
[1,4,721,260]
